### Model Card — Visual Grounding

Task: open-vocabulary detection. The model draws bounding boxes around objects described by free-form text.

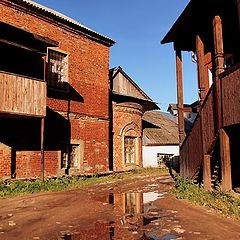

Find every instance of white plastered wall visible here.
[143,145,179,168]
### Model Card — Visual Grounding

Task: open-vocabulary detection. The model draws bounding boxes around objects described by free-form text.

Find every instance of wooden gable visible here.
[112,67,152,101]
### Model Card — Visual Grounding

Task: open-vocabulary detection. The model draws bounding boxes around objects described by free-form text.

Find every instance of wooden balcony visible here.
[180,64,240,178]
[0,71,46,117]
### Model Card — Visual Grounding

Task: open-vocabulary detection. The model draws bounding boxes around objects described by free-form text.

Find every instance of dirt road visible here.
[0,173,240,240]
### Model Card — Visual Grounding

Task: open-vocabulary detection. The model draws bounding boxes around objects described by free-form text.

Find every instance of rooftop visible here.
[143,111,179,146]
[13,0,115,46]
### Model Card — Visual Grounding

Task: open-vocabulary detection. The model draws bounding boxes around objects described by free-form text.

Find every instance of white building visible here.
[142,111,179,168]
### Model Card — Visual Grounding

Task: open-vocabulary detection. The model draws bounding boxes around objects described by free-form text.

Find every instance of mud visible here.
[0,173,240,240]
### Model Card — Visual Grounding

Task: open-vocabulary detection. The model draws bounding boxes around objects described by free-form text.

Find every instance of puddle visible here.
[143,192,160,204]
[143,233,179,240]
[58,190,178,240]
[161,234,179,239]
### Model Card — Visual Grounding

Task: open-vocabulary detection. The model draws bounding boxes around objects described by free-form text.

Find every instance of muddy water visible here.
[58,183,182,240]
[2,174,240,239]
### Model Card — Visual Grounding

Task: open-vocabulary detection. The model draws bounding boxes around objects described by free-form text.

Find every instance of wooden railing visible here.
[0,71,46,117]
[180,64,240,179]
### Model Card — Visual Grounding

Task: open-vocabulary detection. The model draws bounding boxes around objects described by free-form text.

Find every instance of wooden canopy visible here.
[161,0,239,54]
[0,21,58,55]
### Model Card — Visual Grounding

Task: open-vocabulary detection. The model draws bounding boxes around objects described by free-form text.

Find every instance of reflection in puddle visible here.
[161,234,179,239]
[58,191,181,240]
[143,192,162,204]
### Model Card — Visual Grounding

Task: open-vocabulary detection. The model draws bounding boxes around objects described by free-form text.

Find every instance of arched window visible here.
[119,121,140,166]
[124,136,136,164]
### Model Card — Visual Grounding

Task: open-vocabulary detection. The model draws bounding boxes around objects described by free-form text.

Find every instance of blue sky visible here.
[34,0,198,112]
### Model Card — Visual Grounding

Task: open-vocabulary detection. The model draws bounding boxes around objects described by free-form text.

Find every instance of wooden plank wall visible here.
[113,72,147,99]
[180,65,240,179]
[180,117,203,178]
[221,66,240,127]
[0,71,46,117]
[201,88,216,153]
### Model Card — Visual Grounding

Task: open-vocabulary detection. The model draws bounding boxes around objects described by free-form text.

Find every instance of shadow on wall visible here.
[47,82,84,103]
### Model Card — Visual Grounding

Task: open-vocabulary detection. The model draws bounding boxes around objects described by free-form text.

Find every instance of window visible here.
[124,137,136,164]
[157,153,174,167]
[47,49,68,89]
[61,144,80,169]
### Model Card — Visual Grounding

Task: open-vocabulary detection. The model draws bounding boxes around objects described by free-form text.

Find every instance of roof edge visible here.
[161,0,194,45]
[13,0,115,46]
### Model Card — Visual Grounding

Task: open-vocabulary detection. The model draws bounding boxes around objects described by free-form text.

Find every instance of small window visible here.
[47,49,68,89]
[124,137,136,164]
[61,144,80,169]
[157,153,174,167]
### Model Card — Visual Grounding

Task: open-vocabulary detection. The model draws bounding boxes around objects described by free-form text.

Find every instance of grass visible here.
[0,167,168,198]
[172,174,240,219]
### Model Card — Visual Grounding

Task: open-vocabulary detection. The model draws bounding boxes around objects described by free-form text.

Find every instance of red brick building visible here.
[109,67,158,171]
[0,0,115,179]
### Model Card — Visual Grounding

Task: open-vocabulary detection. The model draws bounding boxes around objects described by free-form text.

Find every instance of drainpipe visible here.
[41,118,45,181]
[41,55,47,181]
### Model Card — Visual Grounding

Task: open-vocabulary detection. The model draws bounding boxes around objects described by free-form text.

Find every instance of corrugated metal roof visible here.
[18,0,115,45]
[143,111,179,146]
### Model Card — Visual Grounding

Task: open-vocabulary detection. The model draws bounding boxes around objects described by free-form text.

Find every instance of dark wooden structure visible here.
[162,0,240,191]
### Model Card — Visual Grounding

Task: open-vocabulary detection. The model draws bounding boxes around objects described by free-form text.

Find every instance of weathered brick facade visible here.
[110,67,158,172]
[112,102,143,171]
[0,0,114,178]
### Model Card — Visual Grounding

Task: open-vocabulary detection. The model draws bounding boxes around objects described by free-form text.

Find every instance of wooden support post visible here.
[41,117,45,181]
[213,16,225,76]
[219,129,232,191]
[213,15,225,130]
[175,49,184,144]
[203,155,212,191]
[196,35,207,104]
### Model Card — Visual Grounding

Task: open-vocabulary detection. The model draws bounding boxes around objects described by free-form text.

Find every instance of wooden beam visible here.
[203,154,212,191]
[196,35,207,104]
[175,50,184,144]
[219,128,232,191]
[213,16,225,76]
[213,15,225,130]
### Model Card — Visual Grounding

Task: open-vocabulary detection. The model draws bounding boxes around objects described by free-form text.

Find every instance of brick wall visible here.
[0,0,111,178]
[112,102,143,171]
[16,151,60,179]
[0,144,11,178]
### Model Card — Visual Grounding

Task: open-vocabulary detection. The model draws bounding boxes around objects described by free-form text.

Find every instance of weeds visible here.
[0,167,166,198]
[172,174,240,219]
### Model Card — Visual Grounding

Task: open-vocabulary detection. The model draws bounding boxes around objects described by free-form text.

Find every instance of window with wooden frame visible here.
[124,136,136,164]
[47,49,68,89]
[61,144,80,169]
